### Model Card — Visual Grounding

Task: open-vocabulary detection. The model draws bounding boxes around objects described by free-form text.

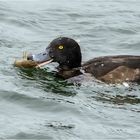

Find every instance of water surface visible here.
[0,0,140,139]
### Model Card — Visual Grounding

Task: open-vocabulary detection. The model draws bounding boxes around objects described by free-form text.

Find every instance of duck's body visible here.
[82,55,140,83]
[27,37,140,84]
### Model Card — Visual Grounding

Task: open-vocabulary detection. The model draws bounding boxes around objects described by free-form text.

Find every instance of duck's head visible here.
[28,37,82,70]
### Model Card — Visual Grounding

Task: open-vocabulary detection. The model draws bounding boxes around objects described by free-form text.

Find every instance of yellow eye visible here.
[58,45,64,50]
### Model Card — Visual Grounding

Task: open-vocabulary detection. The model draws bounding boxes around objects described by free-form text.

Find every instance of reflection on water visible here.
[17,67,77,96]
[91,91,140,105]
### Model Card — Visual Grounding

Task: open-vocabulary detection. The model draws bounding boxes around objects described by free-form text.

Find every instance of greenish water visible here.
[0,0,140,139]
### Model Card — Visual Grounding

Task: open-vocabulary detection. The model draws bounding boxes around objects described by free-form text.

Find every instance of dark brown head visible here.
[28,37,82,69]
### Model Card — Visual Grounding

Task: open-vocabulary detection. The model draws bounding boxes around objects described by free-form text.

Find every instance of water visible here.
[0,0,140,139]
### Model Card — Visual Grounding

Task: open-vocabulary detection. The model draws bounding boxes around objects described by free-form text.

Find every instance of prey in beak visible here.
[27,48,53,68]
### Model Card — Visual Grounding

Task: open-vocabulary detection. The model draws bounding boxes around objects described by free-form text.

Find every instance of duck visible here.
[27,37,140,84]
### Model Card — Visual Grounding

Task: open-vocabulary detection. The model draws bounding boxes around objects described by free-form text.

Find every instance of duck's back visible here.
[82,55,140,83]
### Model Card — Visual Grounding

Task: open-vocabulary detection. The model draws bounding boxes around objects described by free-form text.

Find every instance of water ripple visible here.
[0,0,140,139]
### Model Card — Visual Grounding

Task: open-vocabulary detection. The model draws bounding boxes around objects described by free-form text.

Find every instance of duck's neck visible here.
[56,66,82,79]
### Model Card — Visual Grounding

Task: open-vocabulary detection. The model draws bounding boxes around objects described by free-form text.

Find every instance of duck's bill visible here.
[27,51,53,68]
